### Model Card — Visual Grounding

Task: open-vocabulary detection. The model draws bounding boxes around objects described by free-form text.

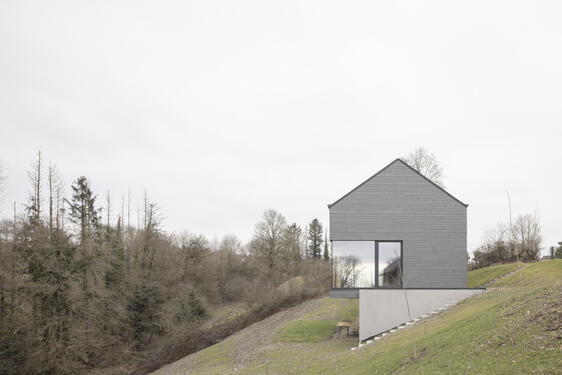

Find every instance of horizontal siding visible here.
[330,160,467,288]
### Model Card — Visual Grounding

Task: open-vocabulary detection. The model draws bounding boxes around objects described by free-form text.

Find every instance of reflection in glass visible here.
[332,241,374,288]
[377,242,402,287]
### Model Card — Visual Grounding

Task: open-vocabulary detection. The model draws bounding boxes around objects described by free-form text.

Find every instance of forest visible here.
[0,152,331,374]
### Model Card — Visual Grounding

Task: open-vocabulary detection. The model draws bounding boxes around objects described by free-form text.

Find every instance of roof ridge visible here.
[328,158,468,209]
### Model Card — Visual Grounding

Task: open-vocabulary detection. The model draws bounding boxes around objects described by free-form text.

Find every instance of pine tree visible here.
[307,218,323,259]
[66,176,100,243]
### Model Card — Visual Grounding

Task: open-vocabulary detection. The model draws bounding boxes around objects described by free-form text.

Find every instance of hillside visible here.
[153,260,562,375]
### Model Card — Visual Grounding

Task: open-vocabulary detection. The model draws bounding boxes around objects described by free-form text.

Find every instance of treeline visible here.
[470,214,543,269]
[0,152,331,374]
[549,242,562,259]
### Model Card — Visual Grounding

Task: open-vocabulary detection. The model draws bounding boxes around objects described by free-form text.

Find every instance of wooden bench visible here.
[336,322,351,336]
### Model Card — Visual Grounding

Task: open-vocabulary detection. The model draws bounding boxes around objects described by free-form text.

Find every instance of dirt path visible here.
[151,297,324,375]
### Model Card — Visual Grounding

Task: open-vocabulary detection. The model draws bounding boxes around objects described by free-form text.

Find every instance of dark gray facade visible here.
[329,159,468,288]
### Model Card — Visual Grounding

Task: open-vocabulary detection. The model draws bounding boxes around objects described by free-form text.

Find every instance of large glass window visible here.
[332,241,375,288]
[376,241,402,287]
[332,240,403,288]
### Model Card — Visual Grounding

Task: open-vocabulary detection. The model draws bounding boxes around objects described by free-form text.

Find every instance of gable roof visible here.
[327,158,468,209]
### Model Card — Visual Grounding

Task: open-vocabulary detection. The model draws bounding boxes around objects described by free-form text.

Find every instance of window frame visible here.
[375,240,404,288]
[331,239,404,288]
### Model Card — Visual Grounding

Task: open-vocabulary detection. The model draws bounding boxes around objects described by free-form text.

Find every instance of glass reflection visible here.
[332,241,375,288]
[377,242,402,287]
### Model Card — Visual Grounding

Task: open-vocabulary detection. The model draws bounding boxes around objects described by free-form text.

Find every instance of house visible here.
[328,159,484,342]
[329,158,468,290]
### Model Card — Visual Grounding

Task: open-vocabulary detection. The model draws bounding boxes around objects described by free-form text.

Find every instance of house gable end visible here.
[328,159,468,209]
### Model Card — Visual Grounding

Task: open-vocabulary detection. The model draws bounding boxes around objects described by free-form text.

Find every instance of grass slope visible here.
[276,320,336,343]
[154,260,562,375]
[466,262,521,287]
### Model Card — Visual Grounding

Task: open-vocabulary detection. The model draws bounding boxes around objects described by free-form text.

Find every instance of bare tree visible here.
[334,255,361,288]
[216,234,241,302]
[178,231,210,281]
[47,162,64,232]
[283,223,302,261]
[142,192,161,272]
[0,159,5,214]
[219,234,242,254]
[511,213,542,261]
[472,212,542,268]
[403,147,445,188]
[250,209,287,269]
[26,151,43,224]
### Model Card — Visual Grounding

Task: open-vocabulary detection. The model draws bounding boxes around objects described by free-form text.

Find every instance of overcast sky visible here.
[1,1,560,254]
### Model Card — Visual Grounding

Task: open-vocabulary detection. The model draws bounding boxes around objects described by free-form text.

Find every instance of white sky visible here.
[1,1,561,255]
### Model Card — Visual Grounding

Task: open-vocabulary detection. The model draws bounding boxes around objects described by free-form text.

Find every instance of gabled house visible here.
[327,159,483,342]
[329,158,468,291]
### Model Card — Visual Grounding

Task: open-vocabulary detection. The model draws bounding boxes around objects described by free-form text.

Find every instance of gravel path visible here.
[151,298,323,375]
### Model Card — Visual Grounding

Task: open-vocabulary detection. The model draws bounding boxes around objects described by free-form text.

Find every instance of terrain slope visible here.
[153,260,561,375]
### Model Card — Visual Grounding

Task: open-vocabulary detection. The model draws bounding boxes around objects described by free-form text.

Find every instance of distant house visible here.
[328,159,483,341]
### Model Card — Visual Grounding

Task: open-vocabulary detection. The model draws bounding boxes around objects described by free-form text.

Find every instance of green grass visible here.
[275,320,335,343]
[466,262,520,287]
[274,298,359,343]
[495,259,562,287]
[155,260,562,375]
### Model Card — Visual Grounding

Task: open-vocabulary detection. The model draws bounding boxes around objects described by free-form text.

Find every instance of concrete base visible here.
[359,288,484,341]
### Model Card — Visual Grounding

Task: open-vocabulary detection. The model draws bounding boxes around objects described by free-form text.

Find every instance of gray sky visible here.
[1,1,561,254]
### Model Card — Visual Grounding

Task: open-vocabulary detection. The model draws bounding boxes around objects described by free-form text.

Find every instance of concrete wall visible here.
[359,288,483,341]
[329,159,467,288]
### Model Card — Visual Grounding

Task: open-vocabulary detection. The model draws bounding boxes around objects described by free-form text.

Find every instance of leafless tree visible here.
[511,213,542,261]
[283,223,302,261]
[250,209,287,269]
[142,192,161,272]
[0,152,334,373]
[403,147,445,188]
[177,231,210,281]
[26,151,43,224]
[47,162,64,232]
[334,255,361,288]
[216,234,242,302]
[472,213,543,268]
[106,190,112,230]
[219,234,242,254]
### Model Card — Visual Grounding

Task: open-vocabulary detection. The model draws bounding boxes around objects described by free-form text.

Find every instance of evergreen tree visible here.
[307,218,323,259]
[66,176,100,243]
